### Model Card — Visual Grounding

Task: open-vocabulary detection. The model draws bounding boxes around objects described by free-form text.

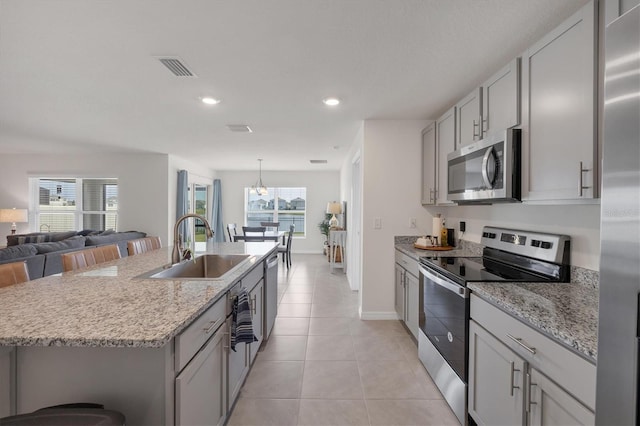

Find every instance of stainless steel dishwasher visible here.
[264,252,279,339]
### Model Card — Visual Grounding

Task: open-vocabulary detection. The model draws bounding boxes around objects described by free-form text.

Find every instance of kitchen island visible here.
[0,241,278,425]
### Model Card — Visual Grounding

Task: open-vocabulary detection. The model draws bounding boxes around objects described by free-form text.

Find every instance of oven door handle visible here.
[419,266,469,299]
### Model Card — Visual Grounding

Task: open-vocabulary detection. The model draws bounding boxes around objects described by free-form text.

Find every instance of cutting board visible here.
[413,243,454,251]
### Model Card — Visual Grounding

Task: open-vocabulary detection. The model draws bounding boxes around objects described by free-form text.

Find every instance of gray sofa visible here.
[0,231,147,279]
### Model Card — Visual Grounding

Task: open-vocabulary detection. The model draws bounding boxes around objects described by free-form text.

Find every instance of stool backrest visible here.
[127,237,162,256]
[62,244,122,272]
[0,261,30,288]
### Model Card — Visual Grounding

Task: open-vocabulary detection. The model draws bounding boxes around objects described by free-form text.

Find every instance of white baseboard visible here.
[359,310,400,320]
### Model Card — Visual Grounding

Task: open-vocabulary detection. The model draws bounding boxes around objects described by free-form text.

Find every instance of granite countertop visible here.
[395,242,481,261]
[0,242,278,349]
[469,281,598,362]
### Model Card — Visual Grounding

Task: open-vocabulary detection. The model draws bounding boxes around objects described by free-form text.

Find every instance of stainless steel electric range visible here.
[417,226,571,425]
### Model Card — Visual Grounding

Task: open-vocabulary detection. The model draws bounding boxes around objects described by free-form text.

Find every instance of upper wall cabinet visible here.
[522,0,597,201]
[455,88,482,149]
[481,58,521,138]
[421,123,437,205]
[436,106,456,205]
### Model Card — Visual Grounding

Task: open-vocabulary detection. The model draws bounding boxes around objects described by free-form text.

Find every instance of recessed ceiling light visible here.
[310,160,328,164]
[323,97,340,106]
[201,97,221,105]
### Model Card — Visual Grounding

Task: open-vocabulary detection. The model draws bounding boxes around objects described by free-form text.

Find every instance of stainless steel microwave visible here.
[447,129,521,203]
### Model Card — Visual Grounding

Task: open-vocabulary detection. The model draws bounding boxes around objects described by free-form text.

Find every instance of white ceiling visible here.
[0,0,588,171]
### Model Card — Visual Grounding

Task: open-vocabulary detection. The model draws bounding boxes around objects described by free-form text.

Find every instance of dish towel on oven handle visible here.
[230,287,258,351]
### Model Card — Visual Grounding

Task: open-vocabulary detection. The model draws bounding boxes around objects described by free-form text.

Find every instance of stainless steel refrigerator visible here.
[595,5,640,425]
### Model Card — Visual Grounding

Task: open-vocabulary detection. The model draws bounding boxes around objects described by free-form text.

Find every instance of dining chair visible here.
[260,221,280,232]
[277,225,294,269]
[127,236,162,256]
[0,261,30,288]
[242,226,266,236]
[227,223,238,242]
[62,244,122,272]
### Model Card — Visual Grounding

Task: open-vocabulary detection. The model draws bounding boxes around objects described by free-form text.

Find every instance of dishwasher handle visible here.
[267,255,279,269]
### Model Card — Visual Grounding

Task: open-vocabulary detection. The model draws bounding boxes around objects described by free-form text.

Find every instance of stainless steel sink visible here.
[139,254,251,280]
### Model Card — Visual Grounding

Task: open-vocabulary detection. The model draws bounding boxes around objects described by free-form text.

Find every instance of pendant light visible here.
[250,159,268,196]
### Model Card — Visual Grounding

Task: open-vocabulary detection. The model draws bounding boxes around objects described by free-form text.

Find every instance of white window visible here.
[30,178,118,232]
[245,187,306,236]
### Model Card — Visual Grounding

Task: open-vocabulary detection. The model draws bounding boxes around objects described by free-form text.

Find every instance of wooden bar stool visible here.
[0,261,30,288]
[62,244,122,272]
[127,236,162,256]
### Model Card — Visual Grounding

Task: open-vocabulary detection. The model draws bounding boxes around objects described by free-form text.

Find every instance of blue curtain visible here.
[212,179,225,242]
[176,170,189,245]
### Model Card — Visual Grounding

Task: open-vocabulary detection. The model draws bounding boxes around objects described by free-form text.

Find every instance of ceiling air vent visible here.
[156,56,196,77]
[227,124,253,133]
[310,160,328,164]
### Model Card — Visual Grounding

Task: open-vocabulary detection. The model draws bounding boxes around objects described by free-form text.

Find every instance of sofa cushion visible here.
[0,244,38,261]
[7,231,78,246]
[85,231,147,247]
[31,236,87,254]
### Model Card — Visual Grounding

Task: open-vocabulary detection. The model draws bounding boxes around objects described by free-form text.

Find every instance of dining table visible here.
[234,230,286,244]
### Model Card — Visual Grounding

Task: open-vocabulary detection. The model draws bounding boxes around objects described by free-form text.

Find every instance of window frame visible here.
[244,187,307,238]
[29,177,119,232]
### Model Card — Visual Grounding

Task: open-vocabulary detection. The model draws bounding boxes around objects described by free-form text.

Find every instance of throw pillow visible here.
[32,236,87,254]
[0,244,38,261]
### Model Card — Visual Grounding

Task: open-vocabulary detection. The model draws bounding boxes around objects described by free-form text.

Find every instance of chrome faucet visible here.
[172,213,214,264]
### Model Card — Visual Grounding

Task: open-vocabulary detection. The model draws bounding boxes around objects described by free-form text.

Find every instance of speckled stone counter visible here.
[0,242,278,348]
[468,281,598,362]
[395,239,482,261]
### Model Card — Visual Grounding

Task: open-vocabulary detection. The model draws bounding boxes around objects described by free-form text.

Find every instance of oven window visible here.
[421,273,468,381]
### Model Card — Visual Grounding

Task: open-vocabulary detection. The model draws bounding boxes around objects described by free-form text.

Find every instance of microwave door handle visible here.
[481,146,496,189]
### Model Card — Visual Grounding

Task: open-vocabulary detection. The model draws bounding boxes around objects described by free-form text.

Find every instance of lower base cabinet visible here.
[175,322,227,426]
[469,295,595,426]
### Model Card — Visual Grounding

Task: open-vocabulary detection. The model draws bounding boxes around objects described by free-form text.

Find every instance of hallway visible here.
[227,254,459,426]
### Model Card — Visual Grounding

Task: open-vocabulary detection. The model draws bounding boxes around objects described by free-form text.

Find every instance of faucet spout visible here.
[172,213,214,264]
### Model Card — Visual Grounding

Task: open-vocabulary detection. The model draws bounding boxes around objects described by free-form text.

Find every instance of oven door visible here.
[419,265,470,382]
[447,128,520,203]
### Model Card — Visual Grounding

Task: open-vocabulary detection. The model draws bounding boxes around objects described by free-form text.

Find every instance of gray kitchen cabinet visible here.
[469,294,595,425]
[227,316,248,408]
[469,320,526,426]
[521,0,597,201]
[175,321,227,426]
[421,123,437,205]
[455,88,482,148]
[436,106,456,205]
[394,250,419,340]
[249,280,263,364]
[0,347,15,418]
[528,367,595,426]
[481,58,520,138]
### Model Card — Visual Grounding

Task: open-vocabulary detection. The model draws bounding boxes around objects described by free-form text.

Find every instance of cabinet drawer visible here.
[242,263,263,292]
[470,294,596,410]
[175,297,226,373]
[394,251,419,278]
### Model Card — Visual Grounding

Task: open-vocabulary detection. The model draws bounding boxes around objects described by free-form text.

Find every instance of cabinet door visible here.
[468,320,526,426]
[528,367,595,426]
[482,58,520,137]
[394,264,405,320]
[436,106,456,205]
[175,324,227,426]
[522,1,597,201]
[227,316,248,409]
[0,347,15,418]
[405,271,419,340]
[421,123,437,205]
[455,88,482,148]
[249,280,263,364]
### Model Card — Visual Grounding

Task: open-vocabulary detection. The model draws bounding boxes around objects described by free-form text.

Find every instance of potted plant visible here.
[318,213,332,255]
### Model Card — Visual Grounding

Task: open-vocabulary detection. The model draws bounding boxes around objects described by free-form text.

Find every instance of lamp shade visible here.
[326,202,342,215]
[0,208,28,223]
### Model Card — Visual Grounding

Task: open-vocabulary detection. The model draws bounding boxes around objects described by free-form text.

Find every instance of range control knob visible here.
[531,240,541,247]
[541,241,553,249]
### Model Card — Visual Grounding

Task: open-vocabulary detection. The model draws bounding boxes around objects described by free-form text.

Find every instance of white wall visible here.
[428,203,601,270]
[359,120,431,319]
[0,153,171,243]
[216,170,340,253]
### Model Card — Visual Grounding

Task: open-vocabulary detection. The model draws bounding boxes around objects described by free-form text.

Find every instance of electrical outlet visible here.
[374,217,382,229]
[460,221,466,232]
[410,218,417,228]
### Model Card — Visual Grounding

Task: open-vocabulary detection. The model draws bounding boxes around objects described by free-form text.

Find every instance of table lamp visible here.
[326,202,342,229]
[0,208,28,235]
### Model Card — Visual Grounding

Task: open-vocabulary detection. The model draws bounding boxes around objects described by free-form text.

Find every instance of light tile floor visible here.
[228,254,459,426]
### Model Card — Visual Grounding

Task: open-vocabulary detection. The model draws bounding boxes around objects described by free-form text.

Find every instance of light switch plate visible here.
[410,218,417,228]
[374,217,382,229]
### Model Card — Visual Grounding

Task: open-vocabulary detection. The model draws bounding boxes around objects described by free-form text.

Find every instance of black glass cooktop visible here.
[419,256,560,285]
